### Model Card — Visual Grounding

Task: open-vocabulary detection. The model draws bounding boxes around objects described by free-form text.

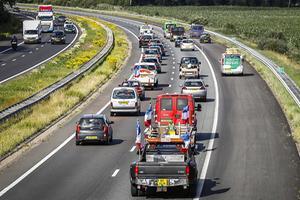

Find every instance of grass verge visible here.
[0,18,129,158]
[0,15,106,111]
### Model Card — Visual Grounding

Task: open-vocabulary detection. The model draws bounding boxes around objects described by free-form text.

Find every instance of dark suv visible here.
[75,114,114,145]
[51,30,66,44]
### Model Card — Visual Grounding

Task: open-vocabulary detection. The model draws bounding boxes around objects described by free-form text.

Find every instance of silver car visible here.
[180,79,208,101]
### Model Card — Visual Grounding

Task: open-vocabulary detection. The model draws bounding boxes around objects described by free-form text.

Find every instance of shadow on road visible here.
[196,132,219,142]
[201,178,230,197]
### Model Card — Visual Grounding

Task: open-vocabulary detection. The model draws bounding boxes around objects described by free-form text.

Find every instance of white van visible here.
[23,20,42,44]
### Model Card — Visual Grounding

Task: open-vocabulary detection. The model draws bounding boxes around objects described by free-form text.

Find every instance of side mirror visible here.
[197,104,202,111]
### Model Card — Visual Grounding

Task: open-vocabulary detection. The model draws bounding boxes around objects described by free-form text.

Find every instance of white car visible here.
[181,79,208,101]
[129,62,158,89]
[180,39,195,51]
[110,87,140,116]
[139,24,153,35]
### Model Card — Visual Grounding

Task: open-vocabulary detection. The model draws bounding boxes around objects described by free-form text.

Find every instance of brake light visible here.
[111,102,113,107]
[185,166,190,176]
[134,165,139,176]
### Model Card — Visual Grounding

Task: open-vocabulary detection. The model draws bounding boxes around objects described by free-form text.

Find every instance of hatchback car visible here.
[181,79,208,101]
[75,114,113,145]
[56,15,67,26]
[110,87,141,116]
[141,57,161,73]
[180,39,195,51]
[142,49,161,62]
[51,30,66,44]
[200,32,211,43]
[64,23,76,33]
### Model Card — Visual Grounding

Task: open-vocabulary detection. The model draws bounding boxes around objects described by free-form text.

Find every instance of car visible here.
[120,80,145,100]
[175,36,188,47]
[56,15,67,26]
[110,87,141,116]
[139,34,153,48]
[148,42,165,56]
[140,57,161,73]
[149,45,163,58]
[142,48,161,62]
[129,63,158,89]
[139,24,153,35]
[179,57,201,79]
[64,23,76,33]
[50,30,66,44]
[75,114,113,145]
[180,79,208,102]
[200,32,211,43]
[180,39,194,51]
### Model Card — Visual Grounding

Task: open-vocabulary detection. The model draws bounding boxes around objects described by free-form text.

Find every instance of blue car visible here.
[189,24,204,38]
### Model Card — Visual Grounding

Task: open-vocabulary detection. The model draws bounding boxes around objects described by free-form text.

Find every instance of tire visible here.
[179,75,182,79]
[110,112,114,117]
[75,141,80,145]
[136,109,141,116]
[186,184,197,197]
[131,184,138,197]
[109,133,113,143]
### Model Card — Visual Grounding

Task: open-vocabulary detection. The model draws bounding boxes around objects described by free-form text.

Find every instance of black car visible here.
[56,15,67,26]
[75,114,114,145]
[64,24,76,33]
[51,30,66,44]
[139,34,152,48]
[200,32,211,43]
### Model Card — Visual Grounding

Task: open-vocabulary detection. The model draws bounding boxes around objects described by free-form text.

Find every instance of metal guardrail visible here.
[206,30,300,108]
[0,21,114,122]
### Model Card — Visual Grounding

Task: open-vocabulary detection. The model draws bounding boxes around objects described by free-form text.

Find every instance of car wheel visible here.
[75,141,80,145]
[179,75,182,79]
[203,96,207,102]
[109,133,113,143]
[110,112,114,116]
[136,109,141,116]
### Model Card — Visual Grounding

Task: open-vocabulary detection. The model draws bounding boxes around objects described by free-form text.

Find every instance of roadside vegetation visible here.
[0,18,129,158]
[0,15,106,111]
[0,13,22,40]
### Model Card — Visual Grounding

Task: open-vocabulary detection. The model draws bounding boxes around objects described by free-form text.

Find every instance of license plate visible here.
[85,136,98,140]
[157,179,169,186]
[191,88,199,90]
[119,101,128,105]
[225,68,231,72]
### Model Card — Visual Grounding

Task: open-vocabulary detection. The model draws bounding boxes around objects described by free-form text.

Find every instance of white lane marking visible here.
[111,169,120,177]
[172,57,175,60]
[172,71,174,74]
[36,48,39,51]
[172,54,174,56]
[0,26,79,84]
[41,45,44,48]
[0,42,25,54]
[12,59,16,62]
[1,63,6,66]
[0,100,111,197]
[193,45,219,200]
[171,77,174,81]
[172,66,175,69]
[130,146,136,152]
[173,61,176,64]
[169,84,172,87]
[21,55,25,57]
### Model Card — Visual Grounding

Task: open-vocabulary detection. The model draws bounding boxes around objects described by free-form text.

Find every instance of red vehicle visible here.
[154,94,201,130]
[38,5,53,12]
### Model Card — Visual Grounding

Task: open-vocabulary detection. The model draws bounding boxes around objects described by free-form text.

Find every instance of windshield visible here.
[38,16,53,21]
[144,58,158,63]
[172,27,184,34]
[66,24,74,29]
[140,65,156,71]
[113,89,135,99]
[182,39,193,43]
[52,31,64,36]
[184,81,203,87]
[145,49,158,54]
[192,25,203,31]
[25,30,38,35]
[141,25,151,30]
[141,35,152,40]
[181,57,198,64]
[79,118,105,130]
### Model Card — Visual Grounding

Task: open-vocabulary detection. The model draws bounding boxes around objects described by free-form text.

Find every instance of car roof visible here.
[81,114,105,119]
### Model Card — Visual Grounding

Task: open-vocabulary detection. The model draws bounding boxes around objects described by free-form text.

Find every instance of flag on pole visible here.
[135,119,142,149]
[134,65,141,78]
[144,104,152,127]
[182,105,189,121]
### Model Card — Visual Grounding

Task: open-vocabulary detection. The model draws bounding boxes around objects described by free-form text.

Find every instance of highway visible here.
[0,12,78,83]
[0,10,299,200]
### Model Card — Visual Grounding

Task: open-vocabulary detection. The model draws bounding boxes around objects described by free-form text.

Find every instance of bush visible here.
[258,38,289,54]
[265,31,286,41]
[222,23,236,34]
[189,16,208,26]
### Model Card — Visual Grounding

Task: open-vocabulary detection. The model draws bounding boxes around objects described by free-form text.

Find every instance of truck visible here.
[170,27,185,42]
[23,20,42,44]
[130,136,198,196]
[163,21,177,39]
[189,24,204,38]
[36,5,54,32]
[220,48,244,75]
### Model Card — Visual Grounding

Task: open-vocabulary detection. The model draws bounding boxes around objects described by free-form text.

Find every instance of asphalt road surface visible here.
[0,10,298,200]
[0,13,78,83]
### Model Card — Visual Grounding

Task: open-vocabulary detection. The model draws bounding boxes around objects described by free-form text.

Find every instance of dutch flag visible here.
[135,119,142,146]
[144,104,152,127]
[182,105,189,121]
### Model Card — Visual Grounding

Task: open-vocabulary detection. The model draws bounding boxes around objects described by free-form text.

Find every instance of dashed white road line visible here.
[21,55,25,57]
[173,66,175,69]
[172,71,175,74]
[171,77,174,81]
[130,146,136,152]
[111,169,120,177]
[29,51,32,54]
[169,84,172,87]
[12,59,16,62]
[36,48,39,50]
[1,63,6,66]
[41,45,44,48]
[173,61,176,64]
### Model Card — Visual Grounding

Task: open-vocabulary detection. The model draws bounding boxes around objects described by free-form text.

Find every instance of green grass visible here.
[0,15,106,111]
[0,17,129,158]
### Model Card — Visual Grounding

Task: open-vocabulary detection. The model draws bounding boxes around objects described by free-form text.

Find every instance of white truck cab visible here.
[36,5,54,32]
[23,20,42,44]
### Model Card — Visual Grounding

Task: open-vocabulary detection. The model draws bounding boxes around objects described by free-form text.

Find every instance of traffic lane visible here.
[199,43,300,199]
[0,27,76,82]
[0,20,176,200]
[0,21,139,196]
